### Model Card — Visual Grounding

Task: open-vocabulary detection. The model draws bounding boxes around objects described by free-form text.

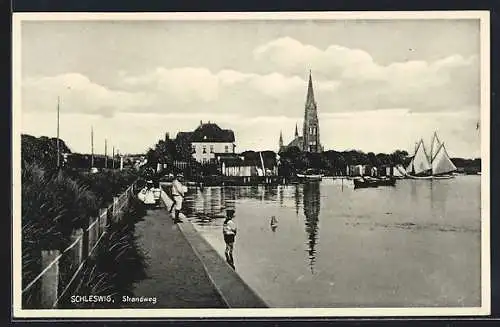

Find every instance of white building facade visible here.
[192,141,235,163]
[177,121,236,164]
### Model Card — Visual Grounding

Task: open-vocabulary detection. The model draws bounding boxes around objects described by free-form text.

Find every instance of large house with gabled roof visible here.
[175,121,236,164]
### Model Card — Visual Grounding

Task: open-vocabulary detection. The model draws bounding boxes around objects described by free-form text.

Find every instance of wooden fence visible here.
[21,183,137,309]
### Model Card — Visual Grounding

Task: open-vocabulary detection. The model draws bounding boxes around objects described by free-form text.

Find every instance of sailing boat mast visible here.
[259,151,265,175]
[56,96,60,168]
[91,126,94,168]
[104,139,108,168]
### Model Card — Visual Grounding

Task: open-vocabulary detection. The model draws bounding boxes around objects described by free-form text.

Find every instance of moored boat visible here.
[405,132,457,179]
[353,176,396,189]
[353,177,378,189]
[377,176,397,186]
[297,169,323,181]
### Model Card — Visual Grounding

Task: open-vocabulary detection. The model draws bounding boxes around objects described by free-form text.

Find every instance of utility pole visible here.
[104,139,108,168]
[91,126,94,168]
[56,96,60,168]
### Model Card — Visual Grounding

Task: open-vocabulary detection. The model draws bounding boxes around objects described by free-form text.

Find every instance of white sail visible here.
[429,132,441,161]
[412,140,431,175]
[394,164,406,177]
[405,154,415,174]
[431,143,457,175]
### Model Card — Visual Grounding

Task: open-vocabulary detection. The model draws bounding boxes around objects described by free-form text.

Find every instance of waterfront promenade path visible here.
[127,205,227,308]
[127,189,267,309]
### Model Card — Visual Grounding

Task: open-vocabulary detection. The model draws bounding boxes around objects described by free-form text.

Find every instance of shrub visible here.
[77,169,139,207]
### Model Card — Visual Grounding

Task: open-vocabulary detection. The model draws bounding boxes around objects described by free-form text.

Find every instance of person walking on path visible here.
[170,173,187,223]
[223,209,237,269]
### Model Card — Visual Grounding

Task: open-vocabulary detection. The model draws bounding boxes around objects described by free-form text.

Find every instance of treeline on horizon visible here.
[143,134,480,176]
[21,134,136,170]
[22,133,481,174]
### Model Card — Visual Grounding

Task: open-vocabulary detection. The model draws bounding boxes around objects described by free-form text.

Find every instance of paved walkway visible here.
[126,204,227,308]
[125,188,268,309]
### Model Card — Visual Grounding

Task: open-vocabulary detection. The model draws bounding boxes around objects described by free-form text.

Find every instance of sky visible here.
[19,17,483,158]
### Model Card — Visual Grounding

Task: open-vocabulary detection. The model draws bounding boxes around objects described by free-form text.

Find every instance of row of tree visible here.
[144,134,481,178]
[21,134,71,170]
[22,134,130,171]
[277,146,410,176]
[145,134,193,167]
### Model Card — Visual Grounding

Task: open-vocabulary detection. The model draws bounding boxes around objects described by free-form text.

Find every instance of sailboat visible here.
[391,164,407,179]
[405,132,457,179]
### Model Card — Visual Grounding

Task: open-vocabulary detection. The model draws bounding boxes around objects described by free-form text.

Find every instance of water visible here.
[183,176,481,308]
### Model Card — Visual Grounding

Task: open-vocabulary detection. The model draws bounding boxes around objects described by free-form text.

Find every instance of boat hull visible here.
[297,174,323,181]
[406,174,455,180]
[353,177,396,189]
[353,179,378,189]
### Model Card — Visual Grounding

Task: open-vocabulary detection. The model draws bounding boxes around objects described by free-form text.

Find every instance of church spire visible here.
[303,69,321,153]
[306,69,315,107]
[295,123,299,137]
[279,130,283,149]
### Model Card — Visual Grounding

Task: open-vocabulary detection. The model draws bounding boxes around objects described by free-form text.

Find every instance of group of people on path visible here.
[168,173,238,269]
[165,173,279,270]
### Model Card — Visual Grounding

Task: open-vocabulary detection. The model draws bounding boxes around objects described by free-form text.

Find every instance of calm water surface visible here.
[183,176,481,308]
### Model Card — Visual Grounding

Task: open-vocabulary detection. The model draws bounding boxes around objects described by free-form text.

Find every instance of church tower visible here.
[302,70,322,153]
[279,130,283,150]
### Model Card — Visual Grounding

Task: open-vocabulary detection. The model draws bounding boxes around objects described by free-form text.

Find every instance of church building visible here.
[279,70,323,153]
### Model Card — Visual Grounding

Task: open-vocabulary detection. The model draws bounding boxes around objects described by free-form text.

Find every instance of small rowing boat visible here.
[297,169,323,181]
[353,176,396,189]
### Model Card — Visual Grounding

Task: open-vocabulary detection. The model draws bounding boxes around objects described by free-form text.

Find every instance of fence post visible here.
[87,217,96,255]
[40,250,60,309]
[70,228,84,266]
[106,204,113,228]
[99,208,107,233]
[112,197,119,221]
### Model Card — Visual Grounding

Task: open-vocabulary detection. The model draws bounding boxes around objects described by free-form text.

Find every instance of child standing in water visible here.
[223,209,237,269]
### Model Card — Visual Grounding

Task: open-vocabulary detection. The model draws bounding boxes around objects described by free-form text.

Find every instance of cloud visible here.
[21,37,479,124]
[21,67,337,117]
[253,37,479,113]
[22,73,150,118]
[254,37,373,77]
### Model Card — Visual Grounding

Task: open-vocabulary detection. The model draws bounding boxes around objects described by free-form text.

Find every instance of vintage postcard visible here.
[12,11,490,318]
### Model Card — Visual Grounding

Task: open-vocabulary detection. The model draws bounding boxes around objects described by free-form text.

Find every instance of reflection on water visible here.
[302,182,321,274]
[187,184,323,273]
[183,176,481,307]
[294,185,301,216]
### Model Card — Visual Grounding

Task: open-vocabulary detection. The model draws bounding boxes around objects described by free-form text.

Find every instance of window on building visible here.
[191,145,196,153]
[225,145,229,153]
[210,145,214,153]
[203,146,207,154]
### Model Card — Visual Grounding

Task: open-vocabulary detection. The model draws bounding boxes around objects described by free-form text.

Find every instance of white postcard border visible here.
[12,10,491,318]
